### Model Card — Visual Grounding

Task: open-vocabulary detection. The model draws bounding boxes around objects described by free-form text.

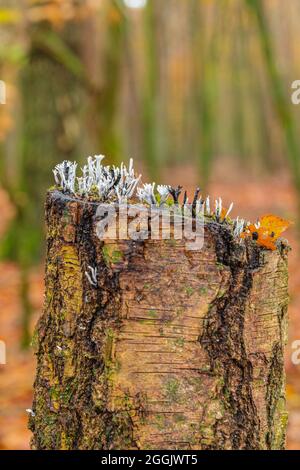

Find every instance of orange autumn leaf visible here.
[259,214,291,238]
[241,214,291,251]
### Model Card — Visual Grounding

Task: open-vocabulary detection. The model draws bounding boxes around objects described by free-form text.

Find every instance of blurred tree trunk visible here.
[83,0,126,164]
[191,0,218,190]
[1,18,85,346]
[141,0,160,178]
[246,0,300,206]
[30,190,289,450]
[231,5,248,164]
[232,4,273,171]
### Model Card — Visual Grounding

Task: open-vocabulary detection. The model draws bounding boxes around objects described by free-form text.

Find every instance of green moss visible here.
[166,238,177,246]
[199,287,208,295]
[44,414,58,426]
[102,246,110,266]
[155,413,165,430]
[217,288,227,298]
[165,378,180,402]
[270,397,288,449]
[173,337,184,348]
[216,262,225,271]
[111,250,123,263]
[102,245,123,266]
[115,393,134,411]
[187,376,202,390]
[108,409,137,449]
[185,286,194,297]
[174,413,186,423]
[102,328,118,386]
[61,383,75,405]
[148,309,157,318]
[104,329,114,365]
[30,327,39,353]
[175,307,183,317]
[49,385,61,411]
[115,358,121,374]
[60,431,72,450]
[223,386,231,402]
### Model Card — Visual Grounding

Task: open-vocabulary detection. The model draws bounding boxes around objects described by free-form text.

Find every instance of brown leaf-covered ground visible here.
[0,163,300,449]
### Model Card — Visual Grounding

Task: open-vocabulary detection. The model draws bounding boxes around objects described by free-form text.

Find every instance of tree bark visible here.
[29,190,289,450]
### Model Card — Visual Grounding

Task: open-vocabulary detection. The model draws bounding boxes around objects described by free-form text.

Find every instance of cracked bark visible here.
[29,190,289,450]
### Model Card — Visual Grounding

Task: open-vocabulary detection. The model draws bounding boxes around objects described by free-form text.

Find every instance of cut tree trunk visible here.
[29,190,289,450]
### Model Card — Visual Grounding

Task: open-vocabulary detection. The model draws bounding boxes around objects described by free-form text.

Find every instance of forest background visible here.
[1,0,300,449]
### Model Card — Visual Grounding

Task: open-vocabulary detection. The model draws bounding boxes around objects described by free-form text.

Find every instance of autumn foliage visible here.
[241,215,291,251]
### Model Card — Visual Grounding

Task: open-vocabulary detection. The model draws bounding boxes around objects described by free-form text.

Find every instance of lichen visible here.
[165,378,180,402]
[51,155,291,251]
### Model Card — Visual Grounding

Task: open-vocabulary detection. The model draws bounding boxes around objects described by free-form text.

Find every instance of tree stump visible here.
[29,189,289,450]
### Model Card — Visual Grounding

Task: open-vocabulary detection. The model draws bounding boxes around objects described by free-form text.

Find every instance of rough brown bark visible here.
[29,190,289,450]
